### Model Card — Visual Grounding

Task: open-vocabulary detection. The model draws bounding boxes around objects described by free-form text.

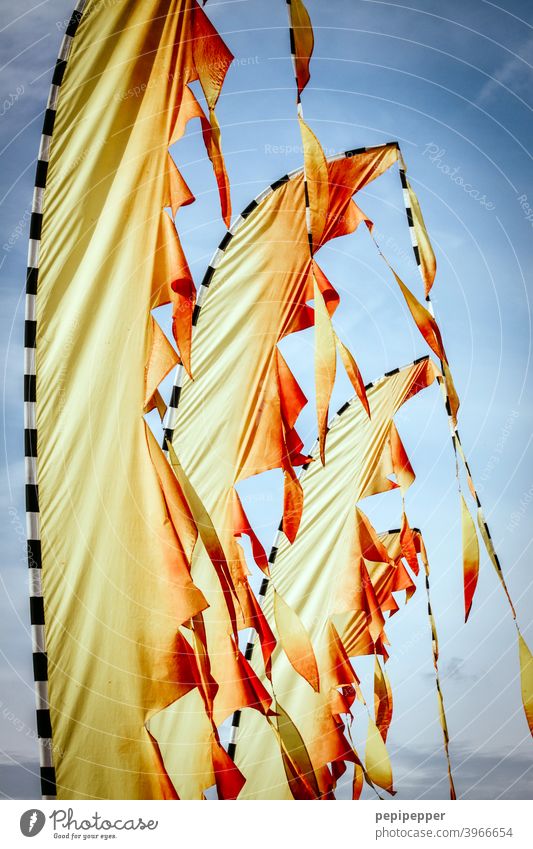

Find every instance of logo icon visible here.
[20,809,46,837]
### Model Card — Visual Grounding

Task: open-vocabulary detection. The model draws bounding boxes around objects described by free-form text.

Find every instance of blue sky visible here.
[0,0,532,799]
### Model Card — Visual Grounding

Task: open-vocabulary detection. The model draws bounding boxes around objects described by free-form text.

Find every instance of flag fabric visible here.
[235,359,440,798]
[27,0,233,799]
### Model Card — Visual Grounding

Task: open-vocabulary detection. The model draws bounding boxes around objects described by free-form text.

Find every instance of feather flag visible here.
[151,147,422,797]
[24,0,235,800]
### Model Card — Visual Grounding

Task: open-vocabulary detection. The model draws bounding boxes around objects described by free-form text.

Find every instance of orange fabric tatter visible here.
[273,703,322,800]
[190,2,233,225]
[283,466,305,544]
[163,151,195,218]
[400,512,420,576]
[211,736,246,800]
[352,757,365,800]
[335,332,370,418]
[389,423,415,493]
[399,156,437,297]
[461,494,480,622]
[366,717,395,795]
[390,265,446,362]
[313,261,340,316]
[151,210,195,376]
[374,656,393,743]
[274,589,320,692]
[299,116,329,248]
[144,316,180,413]
[289,0,314,96]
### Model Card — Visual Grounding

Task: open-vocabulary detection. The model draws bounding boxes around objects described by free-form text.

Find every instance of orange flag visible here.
[274,589,320,692]
[314,276,337,465]
[374,656,393,742]
[289,0,314,96]
[29,0,233,800]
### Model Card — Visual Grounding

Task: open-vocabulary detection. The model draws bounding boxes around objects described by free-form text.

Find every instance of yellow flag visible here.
[365,717,394,795]
[236,359,439,798]
[461,495,480,622]
[519,633,533,736]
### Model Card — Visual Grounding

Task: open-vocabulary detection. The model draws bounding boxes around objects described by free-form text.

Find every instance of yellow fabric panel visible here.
[236,359,439,798]
[36,0,231,799]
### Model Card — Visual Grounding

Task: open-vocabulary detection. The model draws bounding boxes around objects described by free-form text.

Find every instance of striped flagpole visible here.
[24,0,88,801]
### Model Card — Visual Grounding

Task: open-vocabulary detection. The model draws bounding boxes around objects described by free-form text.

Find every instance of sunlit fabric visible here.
[155,146,411,798]
[34,0,233,799]
[235,359,440,798]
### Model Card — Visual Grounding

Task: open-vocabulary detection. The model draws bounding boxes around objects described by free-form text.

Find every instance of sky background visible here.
[0,0,532,800]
